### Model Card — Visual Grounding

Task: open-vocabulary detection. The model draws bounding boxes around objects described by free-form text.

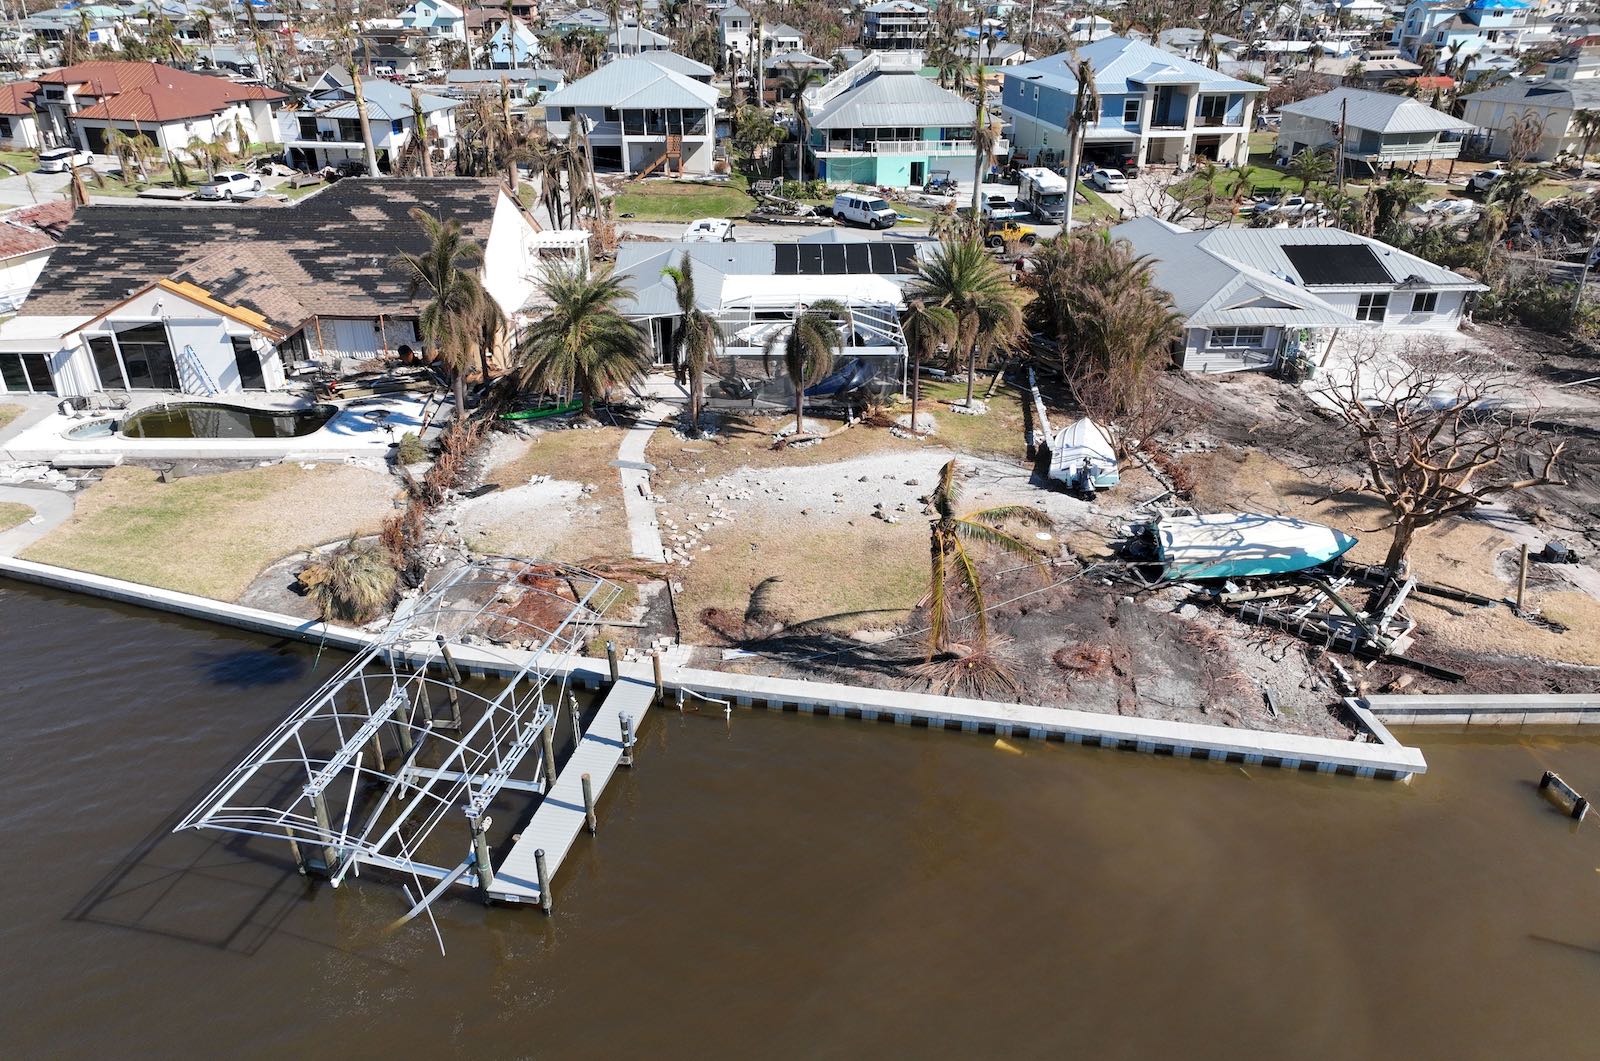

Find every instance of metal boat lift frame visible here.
[174,558,622,917]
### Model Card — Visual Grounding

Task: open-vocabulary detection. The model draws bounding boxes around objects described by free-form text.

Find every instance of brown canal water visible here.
[3,579,1599,1059]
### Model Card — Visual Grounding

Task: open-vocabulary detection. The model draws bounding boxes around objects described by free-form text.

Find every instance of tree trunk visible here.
[453,370,467,419]
[1383,520,1416,574]
[910,349,921,434]
[689,362,703,438]
[580,386,595,421]
[794,389,805,436]
[964,340,976,408]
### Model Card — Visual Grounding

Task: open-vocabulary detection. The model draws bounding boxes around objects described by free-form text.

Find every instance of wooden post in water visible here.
[436,634,464,730]
[541,717,558,786]
[535,848,552,912]
[1517,544,1530,613]
[652,651,664,700]
[581,772,597,833]
[284,826,307,875]
[606,640,619,683]
[472,816,496,897]
[311,791,339,875]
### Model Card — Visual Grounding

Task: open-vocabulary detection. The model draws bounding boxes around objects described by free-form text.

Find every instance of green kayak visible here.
[500,400,582,422]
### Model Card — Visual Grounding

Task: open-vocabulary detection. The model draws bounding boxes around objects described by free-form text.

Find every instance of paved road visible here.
[0,168,71,209]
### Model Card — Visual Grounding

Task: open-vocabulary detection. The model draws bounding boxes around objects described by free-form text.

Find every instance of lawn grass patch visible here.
[0,403,23,431]
[614,176,757,221]
[0,150,37,175]
[647,412,915,486]
[481,423,633,561]
[0,501,32,531]
[22,464,398,601]
[922,378,1028,460]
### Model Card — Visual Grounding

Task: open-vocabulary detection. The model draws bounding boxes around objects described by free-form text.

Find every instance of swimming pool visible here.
[113,402,338,439]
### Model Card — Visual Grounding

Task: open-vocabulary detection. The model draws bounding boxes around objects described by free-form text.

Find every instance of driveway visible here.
[0,168,72,209]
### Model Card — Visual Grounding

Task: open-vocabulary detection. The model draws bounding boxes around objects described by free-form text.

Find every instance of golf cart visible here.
[922,169,958,195]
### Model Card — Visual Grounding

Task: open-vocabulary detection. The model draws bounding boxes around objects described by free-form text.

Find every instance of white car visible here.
[1090,168,1128,193]
[196,170,263,201]
[682,217,735,242]
[1469,168,1508,194]
[37,147,92,173]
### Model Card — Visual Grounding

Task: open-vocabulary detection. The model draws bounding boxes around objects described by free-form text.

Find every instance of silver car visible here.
[196,170,263,201]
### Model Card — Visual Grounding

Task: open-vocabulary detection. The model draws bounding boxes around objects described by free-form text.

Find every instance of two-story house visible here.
[486,18,542,68]
[397,0,468,41]
[1277,87,1477,174]
[862,1,929,52]
[607,25,673,57]
[279,69,459,173]
[538,54,718,175]
[1394,0,1532,68]
[1002,37,1263,169]
[30,61,285,155]
[1458,75,1600,159]
[803,52,978,187]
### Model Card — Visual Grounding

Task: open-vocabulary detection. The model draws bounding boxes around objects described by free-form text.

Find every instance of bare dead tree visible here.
[1323,351,1566,573]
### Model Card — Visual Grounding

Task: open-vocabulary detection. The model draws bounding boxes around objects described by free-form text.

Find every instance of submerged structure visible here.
[175,559,625,937]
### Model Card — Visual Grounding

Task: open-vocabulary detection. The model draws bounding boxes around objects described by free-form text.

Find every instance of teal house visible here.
[802,52,979,188]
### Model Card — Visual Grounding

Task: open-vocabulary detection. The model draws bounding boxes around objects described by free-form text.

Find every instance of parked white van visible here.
[832,192,898,229]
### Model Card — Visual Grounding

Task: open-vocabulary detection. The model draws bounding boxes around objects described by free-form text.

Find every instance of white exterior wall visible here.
[0,113,40,150]
[1177,325,1284,373]
[73,99,281,156]
[1458,96,1575,160]
[481,189,542,317]
[1313,288,1470,329]
[0,248,53,314]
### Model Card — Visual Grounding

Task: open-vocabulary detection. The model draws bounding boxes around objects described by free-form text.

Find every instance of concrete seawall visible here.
[0,556,1429,781]
[1366,694,1600,727]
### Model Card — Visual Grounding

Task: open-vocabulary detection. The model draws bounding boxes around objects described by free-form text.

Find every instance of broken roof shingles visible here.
[22,178,501,330]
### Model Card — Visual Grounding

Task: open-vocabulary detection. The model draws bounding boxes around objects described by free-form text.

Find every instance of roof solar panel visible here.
[891,243,919,273]
[844,243,872,273]
[797,243,823,274]
[774,244,798,275]
[1281,244,1392,286]
[820,243,847,274]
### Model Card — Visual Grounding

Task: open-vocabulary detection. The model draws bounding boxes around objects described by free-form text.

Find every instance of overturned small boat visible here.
[1147,512,1358,581]
[1048,418,1120,494]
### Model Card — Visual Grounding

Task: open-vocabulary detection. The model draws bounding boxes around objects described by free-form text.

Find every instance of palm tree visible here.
[924,458,1049,657]
[660,256,721,436]
[392,208,495,419]
[1575,108,1600,160]
[515,268,650,420]
[1062,57,1099,232]
[1287,147,1333,193]
[763,300,844,435]
[900,297,958,435]
[905,237,1024,408]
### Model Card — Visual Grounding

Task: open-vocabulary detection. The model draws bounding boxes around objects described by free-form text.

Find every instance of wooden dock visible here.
[489,676,656,904]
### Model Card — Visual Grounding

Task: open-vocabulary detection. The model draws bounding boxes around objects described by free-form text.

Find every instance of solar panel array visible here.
[772,242,920,276]
[1281,244,1393,286]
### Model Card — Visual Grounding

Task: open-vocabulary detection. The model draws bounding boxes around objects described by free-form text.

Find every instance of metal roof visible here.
[1194,226,1483,290]
[1006,36,1263,97]
[806,69,973,130]
[1279,87,1476,135]
[638,50,714,78]
[540,55,717,110]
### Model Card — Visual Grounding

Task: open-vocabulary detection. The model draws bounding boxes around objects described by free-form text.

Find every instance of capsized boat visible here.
[1152,512,1357,581]
[1047,417,1120,493]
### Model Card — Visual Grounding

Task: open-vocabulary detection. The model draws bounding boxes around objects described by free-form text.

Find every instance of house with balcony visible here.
[279,69,459,173]
[1394,0,1533,69]
[485,18,542,68]
[537,54,718,175]
[397,0,467,41]
[445,67,566,104]
[29,60,285,155]
[863,1,929,52]
[1276,87,1476,173]
[1002,37,1263,169]
[607,25,673,57]
[802,51,978,187]
[1113,217,1484,374]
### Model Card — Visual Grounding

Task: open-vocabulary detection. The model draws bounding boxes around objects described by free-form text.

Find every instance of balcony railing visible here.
[822,139,975,155]
[1195,115,1244,128]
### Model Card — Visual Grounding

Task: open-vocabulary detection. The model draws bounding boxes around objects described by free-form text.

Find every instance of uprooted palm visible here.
[925,458,1050,658]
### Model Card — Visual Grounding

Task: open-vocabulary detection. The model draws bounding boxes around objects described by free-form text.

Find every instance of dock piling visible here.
[606,640,619,683]
[535,848,552,912]
[471,816,495,897]
[436,634,464,731]
[540,719,558,786]
[1517,545,1530,613]
[652,651,664,699]
[581,772,597,833]
[620,713,635,767]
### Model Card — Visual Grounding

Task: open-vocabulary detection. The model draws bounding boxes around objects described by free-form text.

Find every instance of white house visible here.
[1393,0,1533,69]
[1458,75,1600,158]
[607,25,673,57]
[397,0,467,41]
[0,80,41,150]
[1003,37,1264,169]
[0,179,543,398]
[280,68,459,173]
[539,54,719,175]
[1113,216,1485,373]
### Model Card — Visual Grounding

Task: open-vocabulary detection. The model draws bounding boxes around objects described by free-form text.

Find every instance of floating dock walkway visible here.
[489,676,656,905]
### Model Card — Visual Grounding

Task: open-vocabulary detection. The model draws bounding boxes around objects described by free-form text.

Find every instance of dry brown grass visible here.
[0,403,23,432]
[647,414,917,488]
[482,425,633,561]
[22,464,399,601]
[0,500,32,531]
[675,514,929,643]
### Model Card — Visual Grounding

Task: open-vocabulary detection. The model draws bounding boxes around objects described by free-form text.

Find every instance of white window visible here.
[1357,292,1389,321]
[1207,326,1266,348]
[1123,97,1140,123]
[1197,95,1228,120]
[1411,291,1438,312]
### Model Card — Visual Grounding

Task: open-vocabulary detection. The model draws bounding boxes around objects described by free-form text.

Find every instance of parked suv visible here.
[1469,168,1508,195]
[196,170,263,201]
[37,147,92,173]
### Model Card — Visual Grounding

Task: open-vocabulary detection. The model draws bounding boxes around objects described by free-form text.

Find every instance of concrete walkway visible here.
[617,404,668,562]
[0,484,73,557]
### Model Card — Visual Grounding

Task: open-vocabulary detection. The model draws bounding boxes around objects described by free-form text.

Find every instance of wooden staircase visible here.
[631,135,683,180]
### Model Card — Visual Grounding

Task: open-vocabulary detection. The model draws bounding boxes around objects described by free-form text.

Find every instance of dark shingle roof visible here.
[22,178,502,328]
